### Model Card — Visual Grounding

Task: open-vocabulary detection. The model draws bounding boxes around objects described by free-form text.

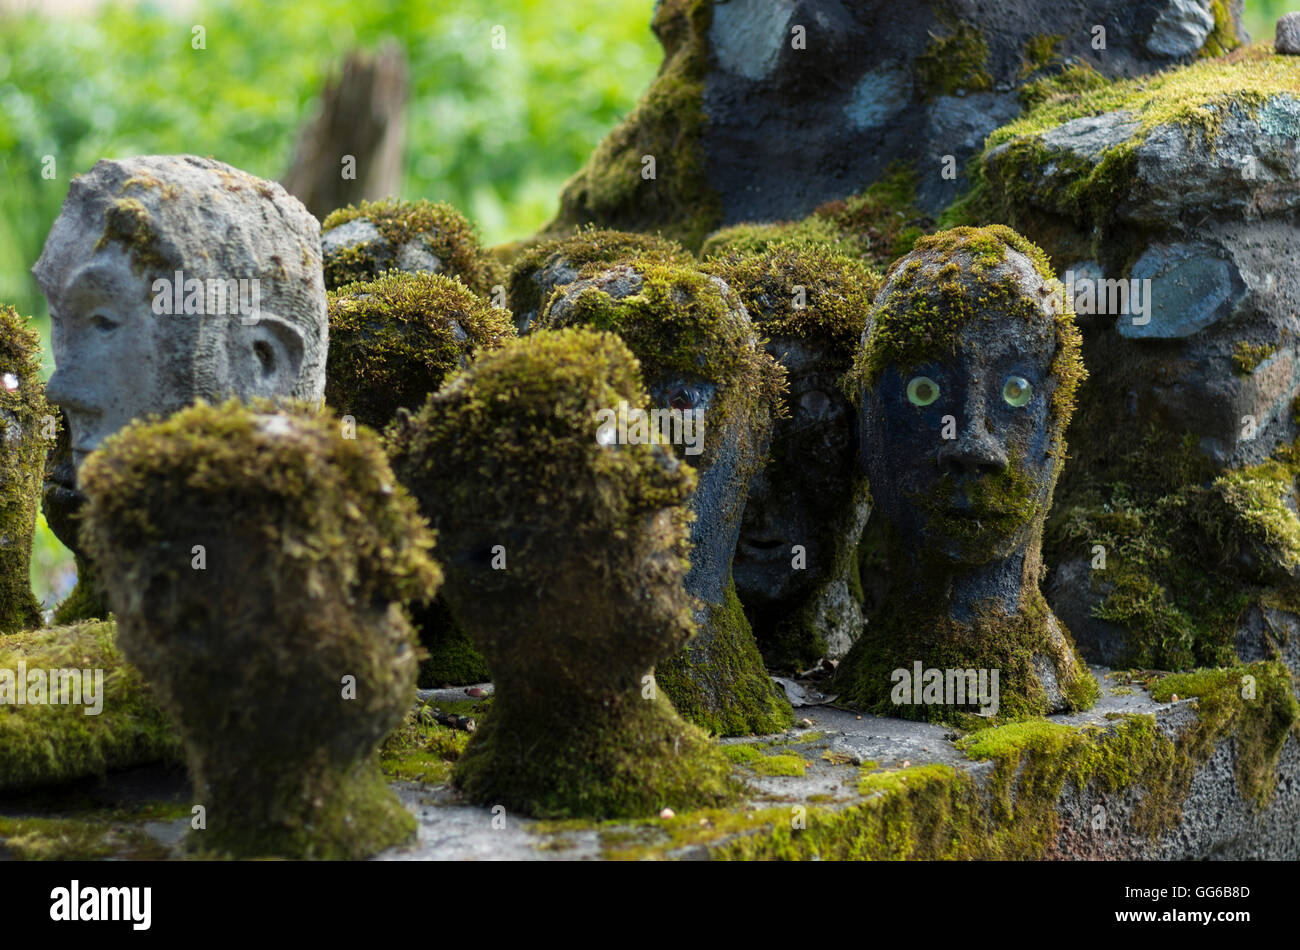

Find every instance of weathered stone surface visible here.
[15,666,1294,861]
[549,0,1246,247]
[1146,0,1215,58]
[1117,241,1243,339]
[1277,12,1300,55]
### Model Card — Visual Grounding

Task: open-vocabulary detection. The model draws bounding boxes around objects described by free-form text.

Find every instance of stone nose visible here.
[936,410,1008,478]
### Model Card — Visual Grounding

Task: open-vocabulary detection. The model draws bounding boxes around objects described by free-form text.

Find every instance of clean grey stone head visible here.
[34,155,327,476]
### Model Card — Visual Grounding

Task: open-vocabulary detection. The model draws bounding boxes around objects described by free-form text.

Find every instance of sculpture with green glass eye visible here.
[1003,375,1032,407]
[906,375,939,406]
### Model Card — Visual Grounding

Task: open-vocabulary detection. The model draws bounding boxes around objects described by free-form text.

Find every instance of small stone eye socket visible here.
[906,376,939,407]
[669,387,699,411]
[1002,375,1032,407]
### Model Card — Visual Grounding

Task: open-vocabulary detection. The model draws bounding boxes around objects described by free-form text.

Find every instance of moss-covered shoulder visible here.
[0,304,47,633]
[655,581,795,736]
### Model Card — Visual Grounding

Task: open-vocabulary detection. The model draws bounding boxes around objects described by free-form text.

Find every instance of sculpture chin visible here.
[42,464,85,554]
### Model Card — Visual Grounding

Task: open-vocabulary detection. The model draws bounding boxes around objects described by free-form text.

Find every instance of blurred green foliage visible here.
[1,0,660,608]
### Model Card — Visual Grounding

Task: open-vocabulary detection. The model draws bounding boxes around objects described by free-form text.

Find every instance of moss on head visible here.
[0,304,50,633]
[703,243,879,366]
[699,217,849,261]
[82,399,438,611]
[389,328,738,818]
[388,329,696,641]
[507,226,690,326]
[321,197,501,297]
[849,225,1085,432]
[325,270,514,433]
[537,260,786,470]
[78,400,436,858]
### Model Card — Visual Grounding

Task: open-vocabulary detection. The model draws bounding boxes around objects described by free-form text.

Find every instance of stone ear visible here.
[233,315,305,400]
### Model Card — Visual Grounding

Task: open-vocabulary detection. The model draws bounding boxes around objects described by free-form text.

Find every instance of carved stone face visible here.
[735,337,856,601]
[33,155,328,484]
[863,318,1059,566]
[858,244,1066,570]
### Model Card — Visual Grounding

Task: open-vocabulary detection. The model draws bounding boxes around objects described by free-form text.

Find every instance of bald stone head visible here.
[34,155,327,478]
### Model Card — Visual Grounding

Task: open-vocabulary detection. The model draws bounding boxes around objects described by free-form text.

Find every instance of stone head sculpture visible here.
[0,305,49,632]
[32,155,328,620]
[325,269,513,687]
[507,227,690,333]
[80,400,438,858]
[834,225,1097,721]
[325,270,514,434]
[387,328,736,817]
[536,261,793,736]
[706,243,879,670]
[320,197,500,298]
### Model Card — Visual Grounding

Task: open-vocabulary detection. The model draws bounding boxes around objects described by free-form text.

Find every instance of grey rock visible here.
[1146,0,1215,57]
[1047,557,1131,667]
[1277,12,1300,55]
[696,0,1248,229]
[1117,241,1243,339]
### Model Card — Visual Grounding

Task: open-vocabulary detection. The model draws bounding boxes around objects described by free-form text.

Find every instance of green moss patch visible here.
[0,622,181,792]
[0,304,48,633]
[325,270,514,433]
[543,0,720,250]
[321,197,501,297]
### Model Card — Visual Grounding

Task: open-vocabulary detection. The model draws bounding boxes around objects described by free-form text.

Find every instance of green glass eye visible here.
[1003,375,1032,407]
[906,376,939,407]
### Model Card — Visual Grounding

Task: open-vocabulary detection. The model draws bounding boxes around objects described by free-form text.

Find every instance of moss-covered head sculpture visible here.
[320,197,501,298]
[325,268,513,687]
[325,270,515,433]
[705,243,879,671]
[80,399,440,859]
[507,227,690,333]
[0,305,50,632]
[836,225,1097,722]
[386,328,737,818]
[536,260,794,736]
